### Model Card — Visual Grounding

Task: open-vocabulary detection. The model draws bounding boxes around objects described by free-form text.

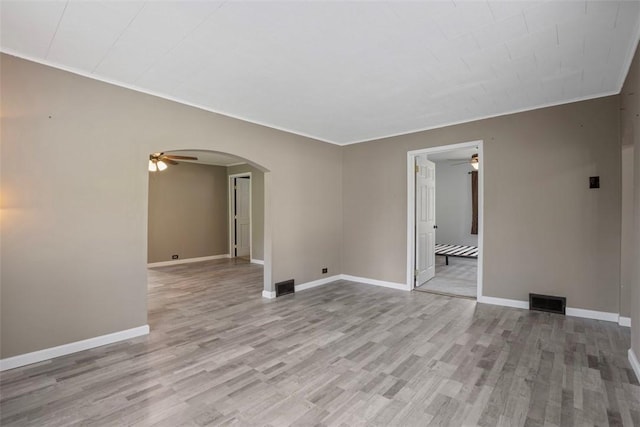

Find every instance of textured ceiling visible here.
[1,1,639,145]
[428,147,478,162]
[163,150,246,167]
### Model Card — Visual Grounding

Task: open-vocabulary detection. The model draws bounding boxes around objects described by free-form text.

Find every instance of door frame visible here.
[406,140,484,299]
[228,172,252,259]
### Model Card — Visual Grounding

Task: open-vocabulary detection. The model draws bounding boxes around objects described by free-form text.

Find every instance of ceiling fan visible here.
[148,152,198,172]
[451,153,479,170]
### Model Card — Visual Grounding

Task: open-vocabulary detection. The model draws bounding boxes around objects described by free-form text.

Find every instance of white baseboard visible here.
[478,296,625,324]
[0,325,150,371]
[262,273,407,299]
[629,349,640,382]
[566,307,619,323]
[261,273,630,327]
[148,254,230,267]
[262,275,341,298]
[251,259,265,265]
[340,274,409,291]
[477,296,529,309]
[262,290,276,299]
[619,316,631,327]
[295,275,341,292]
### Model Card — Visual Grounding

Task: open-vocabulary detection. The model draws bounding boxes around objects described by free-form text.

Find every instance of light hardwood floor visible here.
[416,256,477,298]
[1,258,639,426]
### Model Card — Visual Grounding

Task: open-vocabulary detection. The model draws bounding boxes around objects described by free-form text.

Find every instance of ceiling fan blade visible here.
[162,155,198,161]
[162,158,179,165]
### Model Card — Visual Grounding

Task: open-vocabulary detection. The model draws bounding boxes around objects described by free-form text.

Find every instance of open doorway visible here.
[146,149,271,295]
[229,173,251,260]
[407,141,483,299]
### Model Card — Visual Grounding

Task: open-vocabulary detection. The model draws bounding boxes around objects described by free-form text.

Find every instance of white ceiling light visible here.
[148,159,168,172]
[148,152,198,172]
[471,153,479,170]
[1,1,639,145]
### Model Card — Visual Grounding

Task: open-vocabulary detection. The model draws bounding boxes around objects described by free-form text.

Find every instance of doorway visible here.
[407,141,483,299]
[146,149,272,298]
[229,173,252,260]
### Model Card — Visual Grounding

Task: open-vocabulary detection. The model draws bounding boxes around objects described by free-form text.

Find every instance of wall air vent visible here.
[529,293,566,315]
[276,279,295,297]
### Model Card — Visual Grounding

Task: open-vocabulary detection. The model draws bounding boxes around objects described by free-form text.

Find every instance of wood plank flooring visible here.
[1,258,639,426]
[416,256,477,298]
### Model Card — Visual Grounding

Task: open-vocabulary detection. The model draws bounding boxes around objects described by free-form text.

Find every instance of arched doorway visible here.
[145,149,272,295]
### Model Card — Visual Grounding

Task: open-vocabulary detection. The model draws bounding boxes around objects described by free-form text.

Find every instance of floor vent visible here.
[529,293,566,315]
[276,279,295,297]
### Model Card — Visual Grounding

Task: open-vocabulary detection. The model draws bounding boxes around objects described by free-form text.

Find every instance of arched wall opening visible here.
[0,53,344,366]
[145,149,272,295]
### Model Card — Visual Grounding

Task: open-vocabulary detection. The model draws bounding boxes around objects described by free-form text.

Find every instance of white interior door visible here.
[234,177,251,257]
[415,155,436,286]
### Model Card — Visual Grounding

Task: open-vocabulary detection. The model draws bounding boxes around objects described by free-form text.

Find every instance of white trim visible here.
[261,275,341,298]
[262,290,276,299]
[407,154,414,291]
[229,172,252,260]
[565,307,619,323]
[478,296,529,309]
[340,274,408,291]
[266,274,407,294]
[262,269,630,326]
[477,296,626,324]
[295,275,342,292]
[251,259,265,265]
[407,141,484,298]
[0,325,149,371]
[629,349,640,382]
[262,173,273,297]
[619,316,631,327]
[147,254,229,267]
[477,144,484,300]
[227,162,247,167]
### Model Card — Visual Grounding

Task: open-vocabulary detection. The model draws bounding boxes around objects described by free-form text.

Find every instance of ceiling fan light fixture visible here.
[148,159,157,172]
[157,160,168,171]
[470,153,479,170]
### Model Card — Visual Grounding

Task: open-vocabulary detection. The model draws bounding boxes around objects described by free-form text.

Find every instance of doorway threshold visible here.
[413,287,476,300]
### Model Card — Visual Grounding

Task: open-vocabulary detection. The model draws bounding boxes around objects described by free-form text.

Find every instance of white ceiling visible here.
[163,150,246,167]
[2,1,639,145]
[428,147,478,162]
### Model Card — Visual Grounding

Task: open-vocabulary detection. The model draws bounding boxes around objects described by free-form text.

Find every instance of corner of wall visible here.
[629,349,640,382]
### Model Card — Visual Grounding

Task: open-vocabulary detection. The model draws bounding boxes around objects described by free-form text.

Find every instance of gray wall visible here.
[433,161,478,247]
[148,162,228,263]
[620,42,640,359]
[0,50,635,361]
[227,164,265,261]
[343,95,621,313]
[621,145,634,318]
[0,54,343,358]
